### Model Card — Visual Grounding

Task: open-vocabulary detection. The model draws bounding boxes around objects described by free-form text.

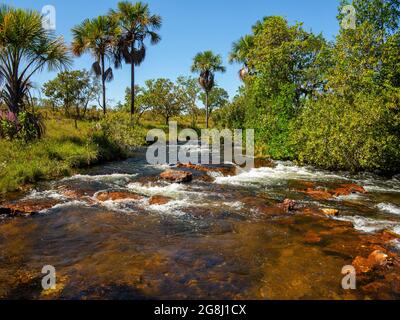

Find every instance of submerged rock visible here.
[304,231,322,244]
[160,170,193,183]
[149,195,173,206]
[95,191,143,202]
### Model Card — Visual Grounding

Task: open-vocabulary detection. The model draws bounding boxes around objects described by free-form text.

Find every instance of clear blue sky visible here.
[5,0,340,106]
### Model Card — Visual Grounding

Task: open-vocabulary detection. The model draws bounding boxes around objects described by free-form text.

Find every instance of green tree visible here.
[293,0,400,172]
[199,86,229,116]
[123,85,150,120]
[176,76,201,127]
[191,51,226,129]
[110,1,162,122]
[229,35,254,80]
[236,16,329,158]
[143,78,183,125]
[43,70,100,128]
[0,6,71,115]
[72,15,120,115]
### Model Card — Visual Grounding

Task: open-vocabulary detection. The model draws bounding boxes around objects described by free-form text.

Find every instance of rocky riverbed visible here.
[0,147,400,299]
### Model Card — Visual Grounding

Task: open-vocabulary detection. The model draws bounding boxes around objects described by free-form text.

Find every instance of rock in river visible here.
[0,199,59,216]
[95,191,143,202]
[149,195,173,206]
[160,170,193,183]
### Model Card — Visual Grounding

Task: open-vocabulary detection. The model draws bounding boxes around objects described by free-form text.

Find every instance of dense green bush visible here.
[293,91,400,172]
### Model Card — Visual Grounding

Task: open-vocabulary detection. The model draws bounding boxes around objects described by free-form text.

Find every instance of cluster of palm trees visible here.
[1,1,246,133]
[72,1,162,118]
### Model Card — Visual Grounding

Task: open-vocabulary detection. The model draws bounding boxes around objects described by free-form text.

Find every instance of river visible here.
[0,145,400,299]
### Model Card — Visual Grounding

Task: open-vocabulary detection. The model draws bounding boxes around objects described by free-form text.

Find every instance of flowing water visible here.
[0,145,400,300]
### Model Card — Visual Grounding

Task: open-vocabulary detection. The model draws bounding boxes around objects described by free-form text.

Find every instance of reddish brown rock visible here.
[352,250,388,274]
[254,158,275,169]
[160,170,193,183]
[0,199,59,216]
[302,188,333,200]
[331,183,367,197]
[368,250,388,267]
[298,183,366,200]
[321,208,340,216]
[95,191,143,202]
[177,163,236,176]
[304,231,322,244]
[280,199,296,213]
[149,195,173,206]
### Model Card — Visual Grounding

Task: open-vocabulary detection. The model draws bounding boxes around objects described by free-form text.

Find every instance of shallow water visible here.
[1,147,400,300]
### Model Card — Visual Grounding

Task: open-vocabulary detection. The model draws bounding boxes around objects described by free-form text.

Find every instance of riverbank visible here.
[0,116,147,196]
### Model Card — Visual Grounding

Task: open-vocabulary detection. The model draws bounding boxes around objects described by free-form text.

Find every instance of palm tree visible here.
[0,6,71,114]
[229,35,254,81]
[191,51,226,129]
[72,15,120,115]
[110,1,162,122]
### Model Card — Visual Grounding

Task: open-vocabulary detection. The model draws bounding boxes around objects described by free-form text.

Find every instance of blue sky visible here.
[5,0,341,106]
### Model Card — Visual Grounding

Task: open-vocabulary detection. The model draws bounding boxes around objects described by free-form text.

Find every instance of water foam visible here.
[334,215,398,233]
[23,190,68,201]
[214,162,349,186]
[62,173,137,183]
[377,203,400,216]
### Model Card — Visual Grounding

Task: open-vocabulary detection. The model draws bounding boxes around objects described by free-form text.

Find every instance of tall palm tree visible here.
[110,1,162,122]
[72,15,120,115]
[229,35,254,81]
[191,51,226,129]
[0,6,71,114]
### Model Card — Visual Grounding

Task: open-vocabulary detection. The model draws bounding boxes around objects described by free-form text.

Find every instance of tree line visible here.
[216,0,400,173]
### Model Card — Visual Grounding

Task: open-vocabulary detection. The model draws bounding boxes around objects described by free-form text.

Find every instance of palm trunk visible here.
[205,91,209,129]
[130,61,135,124]
[130,42,136,125]
[101,54,106,115]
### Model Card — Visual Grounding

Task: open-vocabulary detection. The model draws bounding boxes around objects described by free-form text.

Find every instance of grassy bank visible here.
[0,114,148,195]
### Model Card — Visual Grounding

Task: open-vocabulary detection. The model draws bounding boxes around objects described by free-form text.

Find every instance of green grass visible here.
[0,110,211,196]
[0,117,127,195]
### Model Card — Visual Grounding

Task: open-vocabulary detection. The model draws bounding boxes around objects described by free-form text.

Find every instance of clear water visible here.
[0,147,399,299]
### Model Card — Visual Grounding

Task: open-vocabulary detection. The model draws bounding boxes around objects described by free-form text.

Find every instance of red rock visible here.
[95,191,143,202]
[304,231,322,244]
[177,163,236,176]
[302,188,333,200]
[0,199,59,216]
[160,170,193,183]
[298,183,366,200]
[332,183,367,197]
[280,199,296,212]
[254,158,275,169]
[352,250,388,274]
[149,195,172,206]
[352,256,372,273]
[368,250,388,267]
[321,208,340,216]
